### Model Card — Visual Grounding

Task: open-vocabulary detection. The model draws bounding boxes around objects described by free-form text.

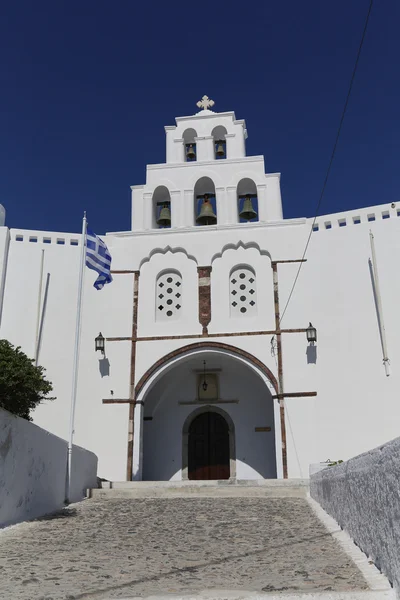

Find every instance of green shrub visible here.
[0,339,55,420]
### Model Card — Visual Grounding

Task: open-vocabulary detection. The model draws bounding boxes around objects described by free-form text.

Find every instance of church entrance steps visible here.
[115,593,394,600]
[0,494,391,599]
[90,479,310,499]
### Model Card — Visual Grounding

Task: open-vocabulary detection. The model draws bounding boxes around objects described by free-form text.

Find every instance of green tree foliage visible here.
[0,339,55,420]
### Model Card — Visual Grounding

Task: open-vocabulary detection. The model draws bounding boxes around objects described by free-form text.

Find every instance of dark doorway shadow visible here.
[306,345,317,364]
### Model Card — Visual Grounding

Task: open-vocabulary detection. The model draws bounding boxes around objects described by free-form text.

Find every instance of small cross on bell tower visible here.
[196,95,215,112]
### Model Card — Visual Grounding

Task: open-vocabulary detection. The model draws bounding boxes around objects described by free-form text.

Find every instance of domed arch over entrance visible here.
[183,406,236,481]
[135,343,282,482]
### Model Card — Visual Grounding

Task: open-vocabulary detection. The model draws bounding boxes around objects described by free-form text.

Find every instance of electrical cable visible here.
[279,0,374,326]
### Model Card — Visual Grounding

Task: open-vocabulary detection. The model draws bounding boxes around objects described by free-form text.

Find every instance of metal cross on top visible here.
[196,95,215,110]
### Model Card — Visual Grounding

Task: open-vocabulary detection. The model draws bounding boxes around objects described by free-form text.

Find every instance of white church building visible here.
[1,97,399,482]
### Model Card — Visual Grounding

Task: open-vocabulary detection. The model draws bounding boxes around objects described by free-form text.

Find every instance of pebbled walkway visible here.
[0,496,368,599]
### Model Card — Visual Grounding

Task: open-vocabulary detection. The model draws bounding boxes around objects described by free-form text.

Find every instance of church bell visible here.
[196,195,217,226]
[239,195,258,221]
[216,141,225,157]
[156,203,171,227]
[186,144,196,160]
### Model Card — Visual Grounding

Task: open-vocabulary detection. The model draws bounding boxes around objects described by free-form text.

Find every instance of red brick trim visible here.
[198,266,212,335]
[135,341,278,399]
[126,271,140,481]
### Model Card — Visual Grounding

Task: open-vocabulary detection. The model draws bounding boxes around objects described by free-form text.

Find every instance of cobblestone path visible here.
[0,497,368,599]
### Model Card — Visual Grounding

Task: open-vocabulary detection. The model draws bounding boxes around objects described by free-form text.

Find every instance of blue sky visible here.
[1,1,398,234]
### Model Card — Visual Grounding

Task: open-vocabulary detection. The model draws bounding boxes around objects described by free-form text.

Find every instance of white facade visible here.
[1,101,400,482]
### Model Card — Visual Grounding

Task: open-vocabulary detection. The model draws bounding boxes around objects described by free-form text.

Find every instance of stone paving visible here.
[0,497,368,599]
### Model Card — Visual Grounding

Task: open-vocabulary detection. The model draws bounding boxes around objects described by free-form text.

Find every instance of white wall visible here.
[0,229,132,482]
[310,435,400,597]
[0,408,97,528]
[282,201,400,476]
[2,200,400,482]
[0,199,400,480]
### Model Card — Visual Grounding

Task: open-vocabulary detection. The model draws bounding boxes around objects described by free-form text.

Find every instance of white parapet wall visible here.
[0,408,98,528]
[310,436,400,597]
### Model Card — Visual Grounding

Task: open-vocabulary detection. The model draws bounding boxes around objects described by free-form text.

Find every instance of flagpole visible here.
[35,249,45,364]
[66,212,87,504]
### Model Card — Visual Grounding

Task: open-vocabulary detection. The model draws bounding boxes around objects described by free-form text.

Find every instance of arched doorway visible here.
[182,405,236,481]
[136,343,281,482]
[188,411,230,480]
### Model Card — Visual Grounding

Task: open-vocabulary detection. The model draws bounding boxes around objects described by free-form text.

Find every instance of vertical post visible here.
[170,190,182,229]
[126,270,140,481]
[215,187,226,225]
[35,272,50,366]
[266,174,283,221]
[132,401,144,480]
[143,192,153,230]
[369,231,390,376]
[256,184,268,223]
[173,137,185,163]
[66,213,87,504]
[198,266,212,335]
[184,189,194,227]
[272,262,288,479]
[34,250,45,365]
[226,186,238,224]
[0,229,10,329]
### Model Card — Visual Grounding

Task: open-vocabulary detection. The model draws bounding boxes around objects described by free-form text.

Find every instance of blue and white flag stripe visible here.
[85,228,113,290]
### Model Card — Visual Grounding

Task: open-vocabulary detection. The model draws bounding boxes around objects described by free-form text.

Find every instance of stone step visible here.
[90,479,310,498]
[115,592,394,600]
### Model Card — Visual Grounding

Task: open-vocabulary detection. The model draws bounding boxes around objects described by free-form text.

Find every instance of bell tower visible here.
[131,96,283,231]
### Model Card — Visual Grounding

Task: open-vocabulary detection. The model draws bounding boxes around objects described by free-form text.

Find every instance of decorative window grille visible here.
[229,266,257,317]
[156,271,182,321]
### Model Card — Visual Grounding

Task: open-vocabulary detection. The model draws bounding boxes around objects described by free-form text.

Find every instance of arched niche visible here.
[182,128,197,162]
[152,186,171,229]
[155,269,183,321]
[194,176,217,226]
[229,264,257,317]
[237,178,259,223]
[211,125,227,160]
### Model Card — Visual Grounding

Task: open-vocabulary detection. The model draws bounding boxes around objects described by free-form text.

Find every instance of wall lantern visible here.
[202,360,208,391]
[95,332,105,355]
[306,323,317,345]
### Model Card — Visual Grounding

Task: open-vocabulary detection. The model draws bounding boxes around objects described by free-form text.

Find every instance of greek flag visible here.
[85,228,113,290]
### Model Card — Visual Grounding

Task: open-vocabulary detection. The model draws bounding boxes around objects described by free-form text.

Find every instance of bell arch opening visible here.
[237,178,259,223]
[194,176,217,227]
[183,128,197,162]
[152,186,171,229]
[211,125,227,160]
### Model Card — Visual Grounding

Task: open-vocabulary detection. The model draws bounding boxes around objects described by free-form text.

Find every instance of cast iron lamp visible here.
[95,332,105,355]
[306,323,317,345]
[202,360,208,391]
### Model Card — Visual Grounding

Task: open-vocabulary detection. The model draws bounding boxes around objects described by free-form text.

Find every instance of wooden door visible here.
[188,412,230,480]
